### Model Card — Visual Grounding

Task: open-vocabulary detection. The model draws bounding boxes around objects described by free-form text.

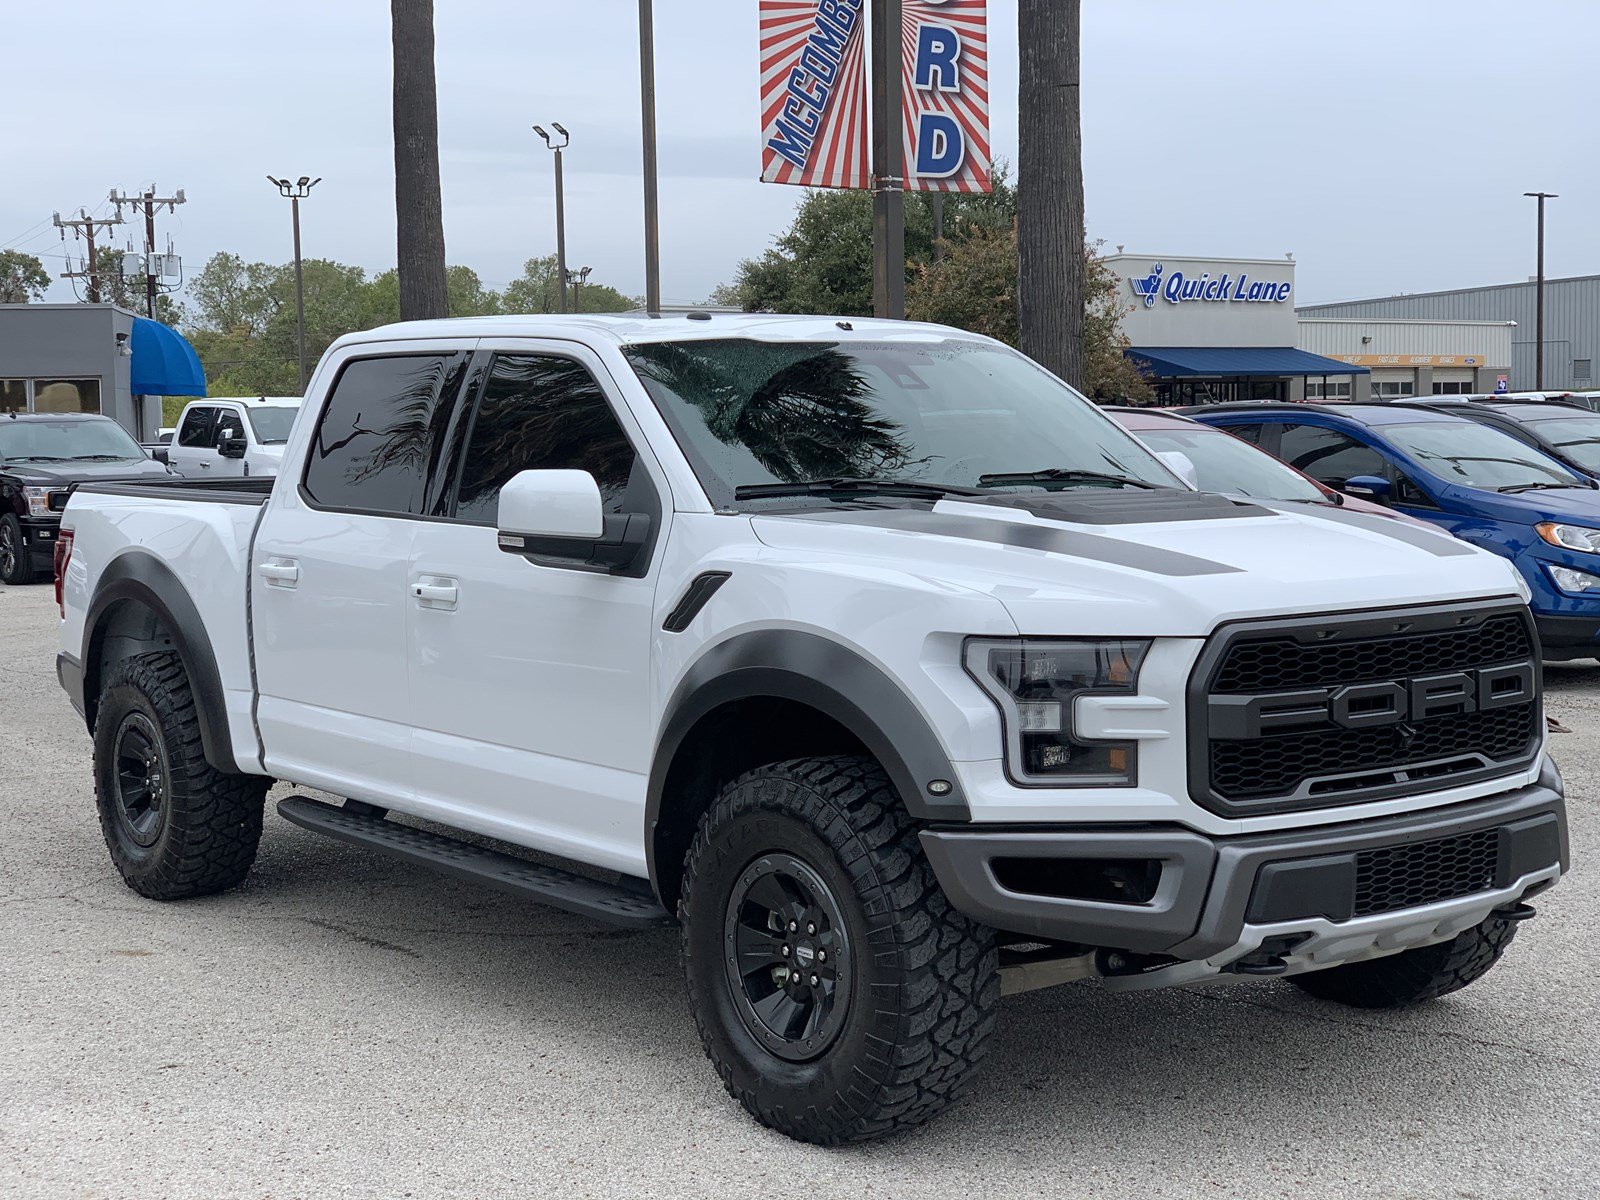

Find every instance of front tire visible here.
[680,756,998,1144]
[1288,914,1518,1009]
[0,514,36,585]
[92,651,269,900]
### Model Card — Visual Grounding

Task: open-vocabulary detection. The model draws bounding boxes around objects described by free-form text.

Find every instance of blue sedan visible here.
[1189,402,1600,660]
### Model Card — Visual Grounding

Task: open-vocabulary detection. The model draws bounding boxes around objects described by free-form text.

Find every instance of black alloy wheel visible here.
[724,852,851,1062]
[112,712,169,847]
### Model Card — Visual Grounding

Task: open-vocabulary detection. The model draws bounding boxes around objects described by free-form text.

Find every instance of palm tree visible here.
[1017,0,1085,388]
[391,0,449,320]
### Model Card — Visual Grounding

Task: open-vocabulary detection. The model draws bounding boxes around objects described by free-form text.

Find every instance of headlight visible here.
[964,638,1150,785]
[22,486,55,517]
[1547,564,1600,594]
[1536,522,1600,553]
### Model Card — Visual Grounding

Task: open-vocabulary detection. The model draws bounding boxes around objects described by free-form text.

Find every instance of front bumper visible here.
[19,516,61,569]
[921,758,1567,982]
[1535,613,1600,659]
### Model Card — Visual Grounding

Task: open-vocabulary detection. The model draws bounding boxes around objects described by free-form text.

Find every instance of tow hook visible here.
[1223,934,1310,977]
[1495,901,1538,923]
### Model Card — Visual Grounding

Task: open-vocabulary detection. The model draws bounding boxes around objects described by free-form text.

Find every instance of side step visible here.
[277,796,672,929]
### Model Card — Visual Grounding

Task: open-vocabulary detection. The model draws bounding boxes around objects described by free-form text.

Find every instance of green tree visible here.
[0,249,49,303]
[502,256,633,314]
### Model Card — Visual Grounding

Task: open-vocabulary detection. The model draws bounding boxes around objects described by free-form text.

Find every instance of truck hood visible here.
[750,489,1524,637]
[5,458,170,486]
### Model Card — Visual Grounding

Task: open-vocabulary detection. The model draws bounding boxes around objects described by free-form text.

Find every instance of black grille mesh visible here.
[1211,704,1538,799]
[1213,615,1531,694]
[1353,828,1500,917]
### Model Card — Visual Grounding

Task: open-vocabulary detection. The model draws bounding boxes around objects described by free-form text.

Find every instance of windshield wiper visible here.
[1498,481,1585,493]
[69,454,137,461]
[6,454,69,462]
[976,468,1161,490]
[734,476,988,502]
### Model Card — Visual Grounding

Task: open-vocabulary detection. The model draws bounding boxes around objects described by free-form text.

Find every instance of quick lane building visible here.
[1296,318,1515,400]
[1103,253,1365,405]
[0,303,206,441]
[1299,273,1600,392]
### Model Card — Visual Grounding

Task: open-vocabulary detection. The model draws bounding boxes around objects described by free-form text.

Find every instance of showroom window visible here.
[31,379,101,413]
[0,380,24,413]
[1371,380,1414,400]
[1304,381,1352,401]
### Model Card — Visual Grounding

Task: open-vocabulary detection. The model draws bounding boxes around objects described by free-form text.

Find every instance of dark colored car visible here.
[1406,399,1600,482]
[1189,401,1600,659]
[0,414,172,584]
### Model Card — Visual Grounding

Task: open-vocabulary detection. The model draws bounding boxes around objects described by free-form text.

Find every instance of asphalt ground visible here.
[1,578,1594,1199]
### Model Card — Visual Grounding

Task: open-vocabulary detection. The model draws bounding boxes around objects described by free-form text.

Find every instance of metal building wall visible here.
[1297,319,1515,362]
[1298,275,1600,389]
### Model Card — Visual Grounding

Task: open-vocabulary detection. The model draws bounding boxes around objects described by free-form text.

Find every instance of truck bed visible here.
[71,476,274,505]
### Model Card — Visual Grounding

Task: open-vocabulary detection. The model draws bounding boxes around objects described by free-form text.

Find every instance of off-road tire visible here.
[1288,914,1519,1009]
[0,514,36,585]
[92,651,269,900]
[679,756,999,1144]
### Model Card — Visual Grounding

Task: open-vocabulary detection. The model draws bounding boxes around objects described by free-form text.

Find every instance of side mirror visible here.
[1155,450,1199,489]
[1343,474,1392,501]
[497,469,650,574]
[218,436,248,459]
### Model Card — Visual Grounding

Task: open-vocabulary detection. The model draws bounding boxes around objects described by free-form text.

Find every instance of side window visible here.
[302,353,469,516]
[178,407,217,447]
[213,408,244,445]
[1220,422,1265,446]
[452,354,639,526]
[1279,423,1388,487]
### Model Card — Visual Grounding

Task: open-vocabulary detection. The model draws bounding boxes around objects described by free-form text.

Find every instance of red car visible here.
[1105,406,1433,527]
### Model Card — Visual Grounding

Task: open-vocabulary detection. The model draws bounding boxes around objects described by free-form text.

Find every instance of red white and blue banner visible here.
[760,0,871,189]
[901,0,991,192]
[760,0,990,193]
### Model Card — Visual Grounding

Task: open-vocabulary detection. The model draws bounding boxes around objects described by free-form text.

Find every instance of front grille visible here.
[1353,828,1500,917]
[1191,604,1542,816]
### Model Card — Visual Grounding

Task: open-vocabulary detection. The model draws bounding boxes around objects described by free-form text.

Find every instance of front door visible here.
[252,345,474,804]
[167,405,218,477]
[406,346,666,874]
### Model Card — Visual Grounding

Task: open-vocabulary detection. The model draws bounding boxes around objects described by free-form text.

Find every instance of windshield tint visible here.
[245,405,299,444]
[1518,415,1600,473]
[1133,426,1326,503]
[1383,420,1580,491]
[620,338,1174,506]
[0,418,145,463]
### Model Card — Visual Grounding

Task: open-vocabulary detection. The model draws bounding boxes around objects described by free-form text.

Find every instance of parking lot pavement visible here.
[1,579,1595,1200]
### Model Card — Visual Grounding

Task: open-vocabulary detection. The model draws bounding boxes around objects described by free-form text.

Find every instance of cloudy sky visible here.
[4,0,1594,310]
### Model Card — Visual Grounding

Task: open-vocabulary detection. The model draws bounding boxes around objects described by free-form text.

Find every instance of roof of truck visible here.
[340,313,980,348]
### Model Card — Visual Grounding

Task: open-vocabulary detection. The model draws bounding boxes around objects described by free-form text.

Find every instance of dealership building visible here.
[1104,253,1532,405]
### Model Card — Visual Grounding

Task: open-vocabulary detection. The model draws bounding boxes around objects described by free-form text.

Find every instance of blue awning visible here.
[130,317,207,396]
[1127,347,1371,378]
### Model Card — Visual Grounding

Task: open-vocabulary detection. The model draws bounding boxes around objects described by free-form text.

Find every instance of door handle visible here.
[258,560,300,587]
[196,461,211,470]
[413,580,459,610]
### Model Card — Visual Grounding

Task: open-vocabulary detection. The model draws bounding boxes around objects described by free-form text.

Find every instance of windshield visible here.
[1133,425,1327,504]
[245,405,299,444]
[0,418,145,463]
[620,337,1176,506]
[1518,415,1600,473]
[1382,420,1581,491]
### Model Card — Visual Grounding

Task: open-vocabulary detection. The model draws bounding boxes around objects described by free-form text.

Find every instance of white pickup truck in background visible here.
[53,315,1568,1143]
[164,396,301,478]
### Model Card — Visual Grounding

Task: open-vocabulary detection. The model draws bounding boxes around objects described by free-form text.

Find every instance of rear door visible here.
[405,343,667,871]
[252,343,476,803]
[167,406,218,477]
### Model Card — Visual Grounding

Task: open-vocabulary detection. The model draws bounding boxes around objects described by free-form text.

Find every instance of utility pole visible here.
[639,0,662,315]
[110,186,186,319]
[1524,191,1558,390]
[870,0,906,319]
[268,177,321,393]
[534,125,572,313]
[53,209,124,304]
[570,266,593,311]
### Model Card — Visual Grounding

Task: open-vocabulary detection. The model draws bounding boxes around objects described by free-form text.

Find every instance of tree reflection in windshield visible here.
[625,341,914,483]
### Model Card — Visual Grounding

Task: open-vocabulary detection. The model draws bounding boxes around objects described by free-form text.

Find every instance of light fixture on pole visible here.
[534,123,572,314]
[1524,191,1558,390]
[267,175,321,393]
[569,265,594,311]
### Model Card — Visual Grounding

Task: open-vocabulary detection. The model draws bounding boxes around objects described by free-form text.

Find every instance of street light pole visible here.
[1524,191,1557,390]
[870,0,906,319]
[639,0,662,315]
[534,124,572,314]
[268,175,321,393]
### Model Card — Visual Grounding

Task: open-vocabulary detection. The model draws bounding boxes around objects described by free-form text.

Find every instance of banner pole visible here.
[871,0,906,320]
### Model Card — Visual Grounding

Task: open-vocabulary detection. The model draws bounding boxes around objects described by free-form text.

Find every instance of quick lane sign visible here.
[1130,263,1293,309]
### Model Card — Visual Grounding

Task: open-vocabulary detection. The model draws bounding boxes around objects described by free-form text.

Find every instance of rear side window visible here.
[1220,422,1265,446]
[302,354,469,515]
[178,407,218,447]
[452,354,638,525]
[1278,423,1388,487]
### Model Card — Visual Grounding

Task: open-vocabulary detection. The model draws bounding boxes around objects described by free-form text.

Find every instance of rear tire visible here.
[1288,914,1518,1009]
[679,756,998,1144]
[0,514,36,585]
[92,651,269,900]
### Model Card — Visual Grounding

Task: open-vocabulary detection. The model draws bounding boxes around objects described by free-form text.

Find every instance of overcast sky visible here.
[4,0,1595,311]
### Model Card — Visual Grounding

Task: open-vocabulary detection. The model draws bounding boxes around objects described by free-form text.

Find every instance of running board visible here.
[277,796,672,929]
